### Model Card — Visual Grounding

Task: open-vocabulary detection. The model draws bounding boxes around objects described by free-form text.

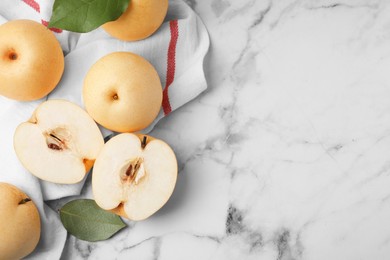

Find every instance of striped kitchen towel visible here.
[0,0,209,259]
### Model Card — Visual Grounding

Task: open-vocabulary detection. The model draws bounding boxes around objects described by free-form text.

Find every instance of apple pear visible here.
[93,133,178,220]
[103,0,168,41]
[0,183,41,260]
[83,52,162,133]
[0,19,64,101]
[14,100,105,184]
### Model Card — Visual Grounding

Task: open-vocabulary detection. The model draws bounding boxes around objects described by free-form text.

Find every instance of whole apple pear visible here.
[0,183,41,259]
[0,20,64,101]
[103,0,168,41]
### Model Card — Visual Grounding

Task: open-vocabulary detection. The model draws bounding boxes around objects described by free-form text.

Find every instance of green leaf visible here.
[60,199,126,242]
[48,0,130,33]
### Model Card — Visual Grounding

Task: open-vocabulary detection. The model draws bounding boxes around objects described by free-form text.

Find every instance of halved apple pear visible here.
[14,100,104,184]
[92,133,178,221]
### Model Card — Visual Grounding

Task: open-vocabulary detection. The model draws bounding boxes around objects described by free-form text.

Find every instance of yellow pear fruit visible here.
[83,52,162,133]
[0,183,41,259]
[92,133,178,220]
[14,100,105,184]
[103,0,168,41]
[0,19,64,101]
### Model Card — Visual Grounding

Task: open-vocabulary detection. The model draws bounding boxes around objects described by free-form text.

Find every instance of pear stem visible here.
[141,136,147,149]
[19,198,31,205]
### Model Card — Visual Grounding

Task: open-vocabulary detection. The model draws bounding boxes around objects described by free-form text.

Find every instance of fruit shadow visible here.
[151,168,190,218]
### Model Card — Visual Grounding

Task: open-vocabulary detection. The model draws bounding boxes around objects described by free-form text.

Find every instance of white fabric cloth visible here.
[0,0,209,258]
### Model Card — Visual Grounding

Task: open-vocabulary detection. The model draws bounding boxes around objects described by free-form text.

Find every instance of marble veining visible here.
[55,0,390,259]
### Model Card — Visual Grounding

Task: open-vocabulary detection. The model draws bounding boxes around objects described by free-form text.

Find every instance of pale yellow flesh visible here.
[93,133,178,221]
[0,183,40,260]
[14,100,104,184]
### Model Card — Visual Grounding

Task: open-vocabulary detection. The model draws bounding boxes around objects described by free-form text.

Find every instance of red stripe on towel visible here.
[41,19,63,33]
[22,0,40,13]
[22,0,63,33]
[162,20,179,115]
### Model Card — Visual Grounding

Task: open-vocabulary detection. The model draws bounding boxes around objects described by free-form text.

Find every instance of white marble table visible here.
[57,0,390,259]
